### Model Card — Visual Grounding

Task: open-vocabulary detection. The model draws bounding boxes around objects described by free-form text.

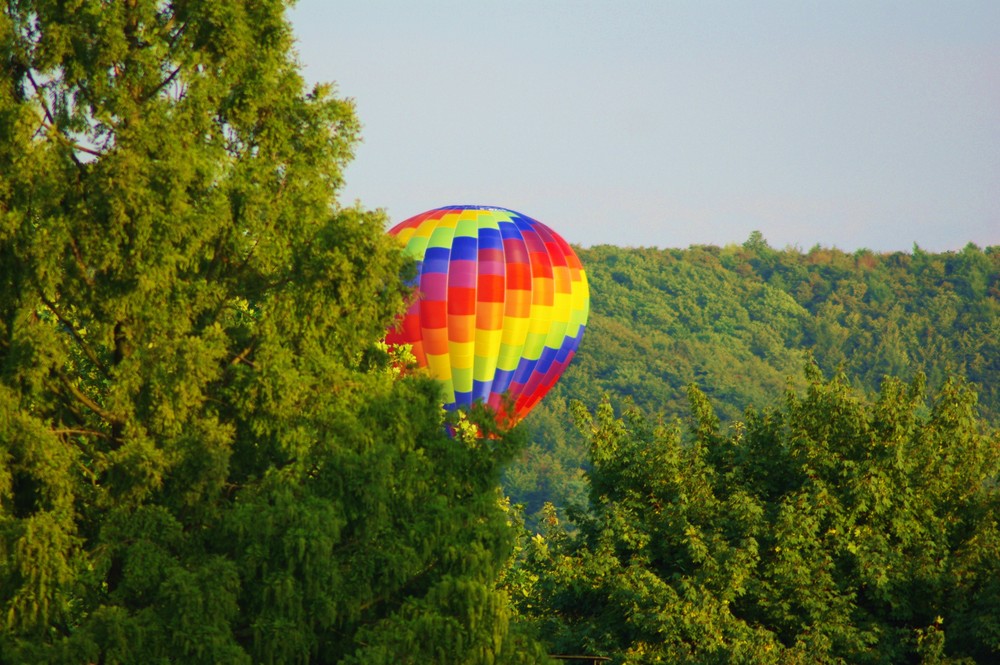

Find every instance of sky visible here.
[288,1,999,252]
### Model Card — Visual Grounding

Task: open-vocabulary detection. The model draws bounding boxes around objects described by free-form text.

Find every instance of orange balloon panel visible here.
[386,206,589,426]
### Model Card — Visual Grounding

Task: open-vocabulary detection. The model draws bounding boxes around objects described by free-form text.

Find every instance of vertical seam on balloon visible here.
[517,221,564,416]
[525,223,573,410]
[423,213,457,406]
[508,214,551,421]
[473,214,504,408]
[491,213,509,418]
[447,215,479,406]
[498,215,533,422]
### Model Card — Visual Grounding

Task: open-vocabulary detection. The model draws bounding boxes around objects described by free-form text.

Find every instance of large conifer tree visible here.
[0,1,541,662]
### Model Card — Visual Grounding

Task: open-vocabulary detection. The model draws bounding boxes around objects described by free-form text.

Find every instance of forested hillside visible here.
[507,237,1000,517]
[4,0,997,661]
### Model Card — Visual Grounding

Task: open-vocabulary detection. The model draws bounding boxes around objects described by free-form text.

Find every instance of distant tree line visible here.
[507,239,1000,522]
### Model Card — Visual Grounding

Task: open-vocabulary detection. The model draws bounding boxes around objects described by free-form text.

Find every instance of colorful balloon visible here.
[386,206,589,426]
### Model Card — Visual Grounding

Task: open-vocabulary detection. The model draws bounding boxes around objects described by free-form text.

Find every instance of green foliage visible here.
[0,1,540,662]
[518,371,1000,663]
[508,238,1000,522]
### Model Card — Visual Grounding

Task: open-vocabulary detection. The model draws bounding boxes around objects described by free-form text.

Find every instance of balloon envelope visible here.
[386,206,589,426]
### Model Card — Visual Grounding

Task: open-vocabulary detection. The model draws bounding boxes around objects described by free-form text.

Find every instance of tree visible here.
[509,240,1000,523]
[519,370,1000,663]
[1,1,543,662]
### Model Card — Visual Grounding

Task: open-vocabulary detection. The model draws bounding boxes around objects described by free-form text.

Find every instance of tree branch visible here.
[42,126,103,157]
[143,64,182,103]
[26,69,103,161]
[230,343,256,368]
[53,427,110,440]
[38,293,111,379]
[54,367,122,426]
[25,68,55,126]
[69,238,95,287]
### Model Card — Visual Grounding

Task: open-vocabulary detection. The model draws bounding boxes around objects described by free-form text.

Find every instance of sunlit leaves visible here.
[1,1,537,662]
[522,371,1000,662]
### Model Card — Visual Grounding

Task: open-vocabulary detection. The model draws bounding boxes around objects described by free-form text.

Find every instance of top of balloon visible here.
[386,205,589,427]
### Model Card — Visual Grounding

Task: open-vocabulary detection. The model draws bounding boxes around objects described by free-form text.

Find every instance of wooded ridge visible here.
[508,239,1000,520]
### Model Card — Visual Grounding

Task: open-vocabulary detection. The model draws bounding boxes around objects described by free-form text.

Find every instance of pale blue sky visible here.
[289,1,998,252]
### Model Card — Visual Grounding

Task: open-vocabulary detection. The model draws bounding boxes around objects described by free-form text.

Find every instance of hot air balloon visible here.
[386,205,589,427]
